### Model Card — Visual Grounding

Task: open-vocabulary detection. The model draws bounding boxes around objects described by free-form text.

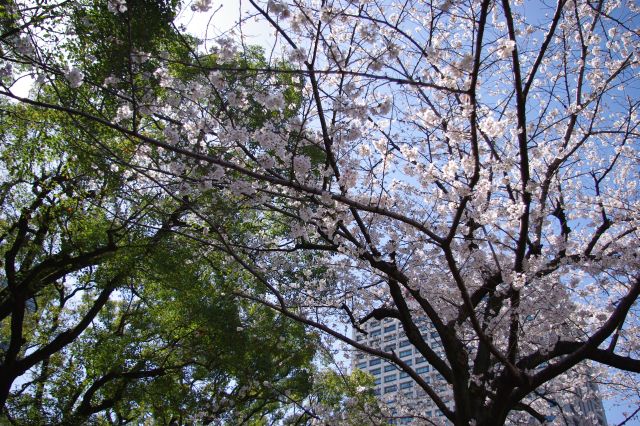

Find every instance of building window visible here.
[384,364,396,372]
[399,340,411,347]
[370,358,381,366]
[374,389,380,395]
[384,334,395,342]
[400,381,413,389]
[399,349,412,358]
[384,344,396,351]
[370,329,381,337]
[430,331,439,339]
[370,368,381,375]
[415,356,426,364]
[416,366,430,374]
[384,324,397,333]
[404,359,413,366]
[384,385,397,394]
[374,377,381,385]
[399,371,409,378]
[357,362,366,369]
[384,374,397,383]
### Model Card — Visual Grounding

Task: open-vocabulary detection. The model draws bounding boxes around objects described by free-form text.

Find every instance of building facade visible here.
[353,317,452,424]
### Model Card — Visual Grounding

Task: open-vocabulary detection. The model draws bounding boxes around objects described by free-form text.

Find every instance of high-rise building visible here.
[353,317,452,424]
[548,379,608,426]
[352,318,608,425]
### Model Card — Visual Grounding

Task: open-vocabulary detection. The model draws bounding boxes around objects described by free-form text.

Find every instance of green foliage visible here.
[0,71,321,426]
[311,369,385,424]
[4,234,319,425]
[68,0,185,82]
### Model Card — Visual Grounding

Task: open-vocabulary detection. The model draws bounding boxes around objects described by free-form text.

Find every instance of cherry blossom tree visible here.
[1,0,639,424]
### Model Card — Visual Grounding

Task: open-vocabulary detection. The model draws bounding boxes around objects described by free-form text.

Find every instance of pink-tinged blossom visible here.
[107,0,127,13]
[115,105,132,123]
[289,48,307,63]
[267,0,290,19]
[13,36,33,56]
[104,75,119,86]
[163,126,180,145]
[496,39,515,59]
[0,63,12,78]
[293,156,311,178]
[64,67,84,88]
[191,0,212,12]
[208,71,225,90]
[258,155,276,170]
